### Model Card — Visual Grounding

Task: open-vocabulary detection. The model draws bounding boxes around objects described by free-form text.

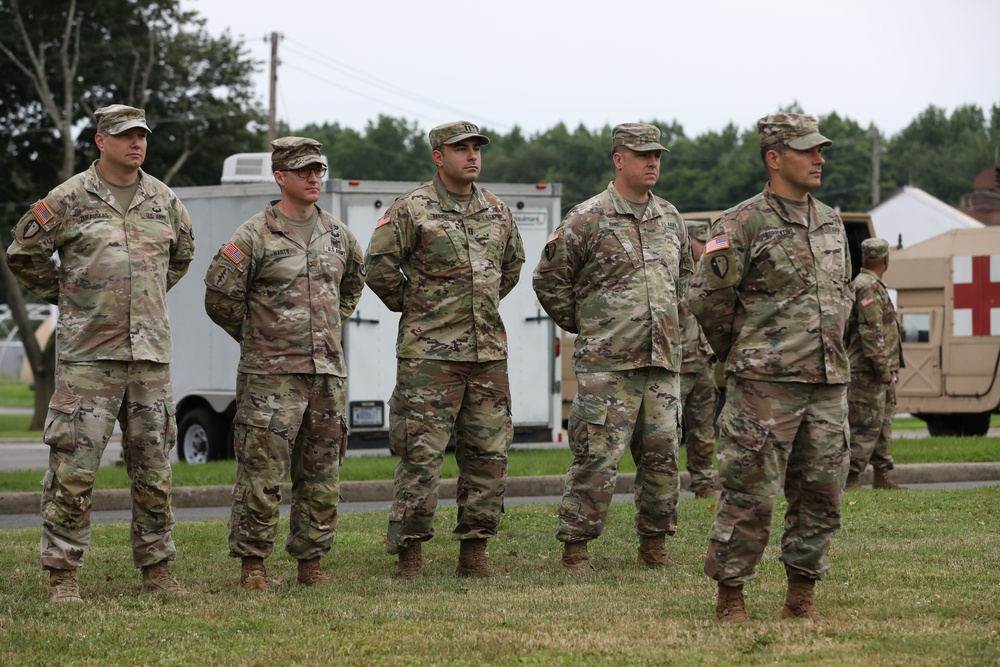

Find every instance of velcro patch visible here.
[223,243,246,265]
[375,212,391,229]
[705,234,730,254]
[31,200,55,228]
[546,228,560,243]
[860,296,875,307]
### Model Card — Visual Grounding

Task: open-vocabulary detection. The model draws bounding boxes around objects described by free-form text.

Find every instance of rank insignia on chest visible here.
[704,234,729,254]
[860,296,875,307]
[31,200,55,228]
[223,242,246,265]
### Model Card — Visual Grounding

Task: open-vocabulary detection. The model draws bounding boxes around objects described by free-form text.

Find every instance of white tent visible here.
[870,185,983,250]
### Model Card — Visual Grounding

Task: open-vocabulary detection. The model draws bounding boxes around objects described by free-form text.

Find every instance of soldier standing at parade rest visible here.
[679,219,720,500]
[845,238,906,490]
[533,123,693,573]
[204,137,366,589]
[364,121,525,579]
[687,113,853,622]
[6,104,195,601]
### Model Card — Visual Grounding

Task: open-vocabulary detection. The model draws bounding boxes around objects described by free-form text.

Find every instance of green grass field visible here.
[0,488,996,666]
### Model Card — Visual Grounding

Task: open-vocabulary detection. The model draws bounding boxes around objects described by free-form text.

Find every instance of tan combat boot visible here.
[141,561,187,596]
[456,538,494,578]
[47,568,83,603]
[780,573,822,619]
[636,535,680,569]
[873,468,905,490]
[240,556,271,590]
[560,541,596,573]
[693,487,718,500]
[844,470,861,490]
[715,583,749,623]
[396,542,423,580]
[297,557,329,586]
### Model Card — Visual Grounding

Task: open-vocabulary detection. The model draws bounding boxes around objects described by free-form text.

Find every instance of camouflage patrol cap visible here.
[270,136,324,169]
[429,121,490,150]
[612,123,669,152]
[95,104,151,135]
[686,220,710,242]
[861,237,890,260]
[757,113,832,150]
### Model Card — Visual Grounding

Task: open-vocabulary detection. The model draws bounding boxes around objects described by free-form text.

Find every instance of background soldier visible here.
[364,121,525,579]
[204,137,366,589]
[6,104,194,601]
[533,123,693,573]
[687,114,852,623]
[845,238,905,490]
[679,219,719,499]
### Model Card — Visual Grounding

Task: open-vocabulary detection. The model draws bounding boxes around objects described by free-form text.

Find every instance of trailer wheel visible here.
[178,407,225,464]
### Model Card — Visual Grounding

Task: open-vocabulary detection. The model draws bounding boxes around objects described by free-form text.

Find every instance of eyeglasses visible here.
[282,165,328,179]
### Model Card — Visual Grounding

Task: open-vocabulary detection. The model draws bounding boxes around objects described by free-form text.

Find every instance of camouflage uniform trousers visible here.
[229,372,346,561]
[386,358,512,555]
[40,361,177,570]
[705,377,849,586]
[848,373,895,474]
[680,365,718,493]
[557,367,681,544]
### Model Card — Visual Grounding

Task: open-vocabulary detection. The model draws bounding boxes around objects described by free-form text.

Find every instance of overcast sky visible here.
[181,0,999,140]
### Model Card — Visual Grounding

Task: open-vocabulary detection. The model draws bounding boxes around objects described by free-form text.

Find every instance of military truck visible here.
[885,226,1000,436]
[168,156,564,462]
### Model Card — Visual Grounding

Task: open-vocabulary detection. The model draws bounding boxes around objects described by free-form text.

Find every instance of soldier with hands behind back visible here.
[204,137,366,589]
[6,104,194,602]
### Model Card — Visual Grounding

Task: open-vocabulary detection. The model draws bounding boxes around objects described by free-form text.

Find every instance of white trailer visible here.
[168,172,563,462]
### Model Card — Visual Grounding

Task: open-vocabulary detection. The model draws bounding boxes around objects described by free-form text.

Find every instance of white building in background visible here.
[871,185,984,251]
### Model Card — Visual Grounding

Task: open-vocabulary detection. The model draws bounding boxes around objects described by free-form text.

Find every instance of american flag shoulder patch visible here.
[31,200,55,228]
[860,296,875,307]
[222,242,246,265]
[704,234,730,254]
[546,228,560,243]
[375,212,391,229]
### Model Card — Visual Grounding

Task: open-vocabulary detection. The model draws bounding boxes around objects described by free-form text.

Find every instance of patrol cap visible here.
[95,104,151,135]
[429,121,490,150]
[686,219,710,242]
[861,237,890,261]
[270,136,324,169]
[612,123,669,153]
[757,113,832,150]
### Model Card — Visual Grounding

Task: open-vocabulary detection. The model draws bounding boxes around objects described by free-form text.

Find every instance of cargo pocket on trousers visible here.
[43,391,81,453]
[164,398,177,453]
[233,407,274,468]
[569,394,608,458]
[717,403,770,453]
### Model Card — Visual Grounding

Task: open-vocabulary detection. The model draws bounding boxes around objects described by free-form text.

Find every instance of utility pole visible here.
[871,125,881,208]
[268,32,281,146]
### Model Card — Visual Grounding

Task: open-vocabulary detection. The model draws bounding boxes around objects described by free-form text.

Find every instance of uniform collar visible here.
[606,181,665,221]
[432,173,488,215]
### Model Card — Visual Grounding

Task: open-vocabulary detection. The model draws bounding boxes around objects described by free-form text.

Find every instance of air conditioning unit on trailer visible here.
[220,152,329,184]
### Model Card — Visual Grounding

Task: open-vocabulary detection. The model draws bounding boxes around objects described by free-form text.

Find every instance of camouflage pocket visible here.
[164,398,177,453]
[42,391,81,453]
[388,407,409,457]
[569,394,608,458]
[233,407,274,468]
[848,396,879,430]
[718,404,769,453]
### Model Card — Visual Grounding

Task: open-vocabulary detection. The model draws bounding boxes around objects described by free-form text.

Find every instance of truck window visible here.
[902,313,930,343]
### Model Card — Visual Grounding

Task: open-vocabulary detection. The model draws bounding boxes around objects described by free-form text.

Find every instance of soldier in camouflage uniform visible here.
[679,219,719,499]
[687,114,852,623]
[533,124,693,573]
[364,121,525,579]
[6,104,194,602]
[845,238,905,490]
[204,137,366,589]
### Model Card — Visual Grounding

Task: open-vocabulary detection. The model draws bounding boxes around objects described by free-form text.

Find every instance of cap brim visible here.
[786,133,832,150]
[105,120,152,135]
[443,133,490,146]
[285,156,326,169]
[628,141,669,153]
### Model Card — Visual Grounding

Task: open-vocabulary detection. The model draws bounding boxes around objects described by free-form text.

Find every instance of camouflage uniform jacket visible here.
[533,182,693,373]
[364,174,525,362]
[686,183,853,384]
[204,202,366,376]
[679,295,715,374]
[6,161,194,363]
[846,268,903,381]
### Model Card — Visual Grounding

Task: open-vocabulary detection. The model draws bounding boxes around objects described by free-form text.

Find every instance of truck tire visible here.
[921,412,991,437]
[177,407,225,464]
[958,411,991,437]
